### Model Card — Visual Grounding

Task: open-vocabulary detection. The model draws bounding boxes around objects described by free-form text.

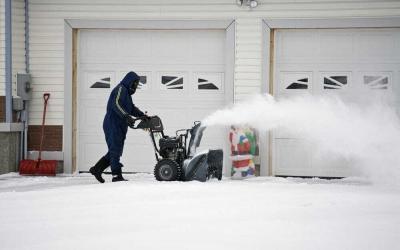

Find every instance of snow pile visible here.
[203,91,400,185]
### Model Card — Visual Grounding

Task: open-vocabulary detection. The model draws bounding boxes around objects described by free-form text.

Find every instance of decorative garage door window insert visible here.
[161,75,184,90]
[198,78,218,89]
[363,75,389,90]
[139,76,147,86]
[194,73,223,91]
[286,77,309,89]
[90,77,111,88]
[281,73,312,91]
[323,75,348,89]
[138,75,148,90]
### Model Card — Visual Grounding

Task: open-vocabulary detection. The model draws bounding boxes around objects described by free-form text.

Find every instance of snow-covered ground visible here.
[0,173,399,250]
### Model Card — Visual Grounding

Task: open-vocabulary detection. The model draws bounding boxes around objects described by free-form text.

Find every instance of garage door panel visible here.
[152,31,193,63]
[78,137,108,169]
[357,32,397,61]
[274,28,400,177]
[277,30,317,63]
[78,29,227,173]
[274,139,313,176]
[79,105,105,134]
[115,31,152,60]
[192,31,225,64]
[185,107,225,122]
[121,144,157,172]
[320,32,354,61]
[80,31,117,63]
[126,131,154,144]
[153,107,193,134]
[311,152,355,177]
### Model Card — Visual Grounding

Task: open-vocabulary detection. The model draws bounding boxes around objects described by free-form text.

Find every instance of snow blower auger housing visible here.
[130,116,223,182]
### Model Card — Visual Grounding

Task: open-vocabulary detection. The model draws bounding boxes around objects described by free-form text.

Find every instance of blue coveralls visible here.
[102,71,145,175]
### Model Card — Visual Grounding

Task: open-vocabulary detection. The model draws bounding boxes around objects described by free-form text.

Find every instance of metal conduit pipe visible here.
[5,0,12,124]
[23,0,30,160]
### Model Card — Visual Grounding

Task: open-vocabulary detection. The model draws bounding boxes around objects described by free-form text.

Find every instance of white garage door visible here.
[273,28,400,177]
[77,29,228,173]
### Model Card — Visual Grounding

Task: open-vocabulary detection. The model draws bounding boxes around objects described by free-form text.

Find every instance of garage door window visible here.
[286,77,309,89]
[364,75,389,90]
[195,72,223,91]
[90,77,111,89]
[198,78,219,90]
[323,75,348,89]
[161,75,184,90]
[281,73,312,91]
[138,75,147,90]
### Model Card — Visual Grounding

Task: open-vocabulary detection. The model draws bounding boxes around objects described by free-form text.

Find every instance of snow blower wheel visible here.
[154,159,182,181]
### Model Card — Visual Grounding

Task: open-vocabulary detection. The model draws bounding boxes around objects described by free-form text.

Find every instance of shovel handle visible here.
[43,93,50,102]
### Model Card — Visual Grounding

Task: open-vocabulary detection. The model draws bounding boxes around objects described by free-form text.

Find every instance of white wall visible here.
[235,18,262,102]
[0,0,6,96]
[0,0,25,97]
[6,0,400,125]
[12,0,26,96]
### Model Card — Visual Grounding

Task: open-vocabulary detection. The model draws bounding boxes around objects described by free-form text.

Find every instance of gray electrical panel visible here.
[12,97,24,111]
[16,73,32,101]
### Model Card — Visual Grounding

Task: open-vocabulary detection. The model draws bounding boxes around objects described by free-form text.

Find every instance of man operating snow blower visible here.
[90,71,149,183]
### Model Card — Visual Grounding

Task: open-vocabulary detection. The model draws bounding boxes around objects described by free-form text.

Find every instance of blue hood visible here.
[120,71,140,89]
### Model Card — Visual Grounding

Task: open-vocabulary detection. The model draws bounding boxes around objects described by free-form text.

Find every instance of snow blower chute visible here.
[129,116,223,182]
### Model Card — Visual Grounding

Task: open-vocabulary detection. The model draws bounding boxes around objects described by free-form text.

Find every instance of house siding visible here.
[235,18,262,102]
[0,0,25,97]
[0,0,5,96]
[1,0,399,123]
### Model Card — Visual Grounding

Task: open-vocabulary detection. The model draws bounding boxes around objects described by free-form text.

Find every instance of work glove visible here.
[143,115,151,121]
[141,113,151,131]
[125,115,135,128]
[141,111,151,121]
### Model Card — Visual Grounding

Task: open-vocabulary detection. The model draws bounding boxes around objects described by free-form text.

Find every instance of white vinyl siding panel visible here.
[0,0,5,96]
[27,0,400,125]
[235,18,262,102]
[12,0,26,96]
[0,0,25,97]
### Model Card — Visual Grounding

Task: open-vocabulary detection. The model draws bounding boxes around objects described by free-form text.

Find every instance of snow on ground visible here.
[0,173,399,250]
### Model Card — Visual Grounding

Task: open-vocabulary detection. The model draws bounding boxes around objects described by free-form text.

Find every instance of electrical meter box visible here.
[12,97,24,111]
[16,73,32,101]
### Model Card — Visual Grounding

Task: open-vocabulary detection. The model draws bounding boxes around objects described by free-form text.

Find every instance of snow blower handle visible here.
[38,93,50,162]
[129,115,157,130]
[127,116,146,129]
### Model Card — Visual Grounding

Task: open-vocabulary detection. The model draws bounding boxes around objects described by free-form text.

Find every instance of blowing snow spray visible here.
[203,92,400,186]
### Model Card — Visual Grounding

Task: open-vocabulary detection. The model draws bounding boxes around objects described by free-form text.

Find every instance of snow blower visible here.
[19,93,57,176]
[130,116,223,182]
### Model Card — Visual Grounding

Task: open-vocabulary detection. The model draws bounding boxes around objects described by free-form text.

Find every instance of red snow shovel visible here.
[19,93,57,176]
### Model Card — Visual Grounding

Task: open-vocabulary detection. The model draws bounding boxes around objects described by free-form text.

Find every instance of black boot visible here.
[112,174,128,182]
[111,163,127,182]
[89,156,109,183]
